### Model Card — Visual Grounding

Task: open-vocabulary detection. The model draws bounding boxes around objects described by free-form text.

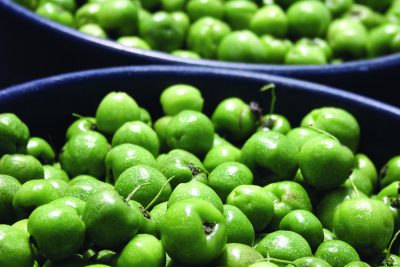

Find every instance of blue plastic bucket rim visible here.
[2,0,400,75]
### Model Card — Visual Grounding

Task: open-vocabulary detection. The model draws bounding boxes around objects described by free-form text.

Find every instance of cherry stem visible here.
[260,83,276,118]
[306,125,340,142]
[143,176,174,212]
[262,250,297,266]
[72,113,94,125]
[385,228,400,263]
[125,182,150,203]
[257,257,296,266]
[72,113,86,120]
[348,174,360,198]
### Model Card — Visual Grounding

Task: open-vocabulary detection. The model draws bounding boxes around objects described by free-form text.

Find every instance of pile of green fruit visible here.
[12,0,400,64]
[1,83,400,267]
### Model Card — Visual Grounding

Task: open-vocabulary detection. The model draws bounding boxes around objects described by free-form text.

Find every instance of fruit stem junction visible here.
[203,221,215,235]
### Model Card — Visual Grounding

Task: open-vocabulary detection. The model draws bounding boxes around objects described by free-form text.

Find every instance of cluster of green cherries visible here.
[13,0,400,64]
[1,83,400,267]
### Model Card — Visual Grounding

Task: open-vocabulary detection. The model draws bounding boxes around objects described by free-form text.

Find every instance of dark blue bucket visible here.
[1,0,400,105]
[0,65,399,168]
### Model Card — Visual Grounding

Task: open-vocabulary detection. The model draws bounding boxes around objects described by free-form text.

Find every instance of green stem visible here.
[261,249,296,266]
[72,113,95,127]
[257,257,296,266]
[72,113,86,120]
[260,83,276,117]
[348,174,360,198]
[143,176,174,212]
[385,228,400,264]
[306,125,340,142]
[125,182,150,203]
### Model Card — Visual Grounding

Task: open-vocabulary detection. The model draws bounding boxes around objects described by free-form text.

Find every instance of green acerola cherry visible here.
[211,243,263,267]
[27,137,55,164]
[299,135,355,191]
[258,113,292,134]
[323,228,336,241]
[95,92,140,135]
[75,3,101,27]
[115,165,172,208]
[250,5,288,38]
[168,181,224,212]
[314,240,360,267]
[316,187,366,230]
[157,150,207,188]
[263,181,313,230]
[171,11,191,36]
[211,97,256,142]
[161,199,227,266]
[111,121,160,157]
[367,23,400,58]
[301,107,360,153]
[79,23,108,38]
[160,84,204,116]
[139,11,185,52]
[241,131,298,184]
[117,36,151,49]
[65,116,96,140]
[226,185,274,232]
[255,230,313,261]
[43,165,69,182]
[223,0,258,30]
[287,0,332,38]
[28,203,85,261]
[343,169,373,196]
[64,176,113,201]
[203,144,241,172]
[0,113,30,156]
[286,127,321,151]
[223,204,255,246]
[344,261,371,267]
[13,179,62,219]
[332,198,394,256]
[208,161,253,201]
[217,31,267,63]
[187,17,232,59]
[186,0,224,21]
[279,209,324,251]
[285,43,327,65]
[82,190,140,248]
[297,38,333,61]
[114,234,166,267]
[0,154,44,184]
[290,257,332,267]
[260,35,293,64]
[0,175,21,224]
[50,196,86,216]
[345,4,386,30]
[59,131,110,179]
[160,0,187,11]
[97,0,139,36]
[166,110,214,157]
[380,156,400,188]
[0,225,34,267]
[171,50,201,59]
[328,18,368,60]
[35,2,75,27]
[37,0,76,12]
[355,153,378,190]
[154,116,172,153]
[105,144,157,183]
